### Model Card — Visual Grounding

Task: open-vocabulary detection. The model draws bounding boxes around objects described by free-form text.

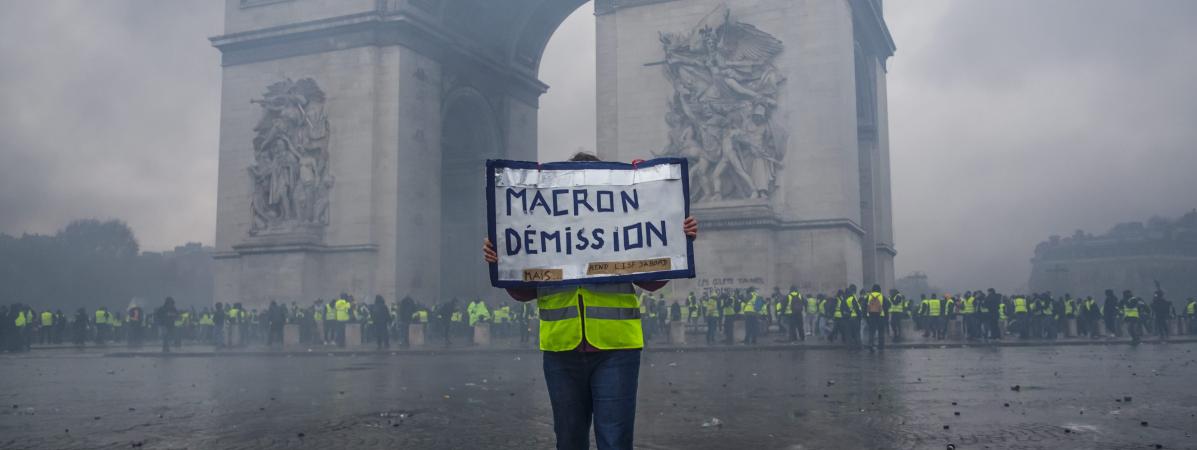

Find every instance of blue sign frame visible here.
[486,157,695,289]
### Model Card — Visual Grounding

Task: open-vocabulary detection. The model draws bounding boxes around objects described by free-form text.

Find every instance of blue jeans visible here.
[542,349,641,450]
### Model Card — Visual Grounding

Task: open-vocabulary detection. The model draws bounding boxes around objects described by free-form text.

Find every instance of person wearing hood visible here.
[157,297,180,353]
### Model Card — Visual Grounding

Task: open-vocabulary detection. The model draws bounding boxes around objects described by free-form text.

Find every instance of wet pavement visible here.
[2,343,1195,449]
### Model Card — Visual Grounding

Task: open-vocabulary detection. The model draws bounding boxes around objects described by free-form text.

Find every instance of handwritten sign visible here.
[486,158,695,288]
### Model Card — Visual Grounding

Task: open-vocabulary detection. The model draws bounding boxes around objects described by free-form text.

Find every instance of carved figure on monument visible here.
[655,5,788,202]
[247,78,333,236]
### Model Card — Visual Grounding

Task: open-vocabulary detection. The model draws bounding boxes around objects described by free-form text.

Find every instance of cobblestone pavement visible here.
[2,343,1195,449]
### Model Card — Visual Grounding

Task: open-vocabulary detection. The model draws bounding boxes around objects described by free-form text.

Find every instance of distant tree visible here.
[60,219,139,258]
[0,219,212,312]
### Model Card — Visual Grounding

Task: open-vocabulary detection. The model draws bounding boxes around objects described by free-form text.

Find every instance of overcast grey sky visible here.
[1,1,1194,292]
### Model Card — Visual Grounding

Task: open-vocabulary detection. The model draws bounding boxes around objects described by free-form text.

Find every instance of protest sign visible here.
[486,158,695,288]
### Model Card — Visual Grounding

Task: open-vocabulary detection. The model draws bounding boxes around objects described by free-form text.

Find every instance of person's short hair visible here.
[569,152,601,162]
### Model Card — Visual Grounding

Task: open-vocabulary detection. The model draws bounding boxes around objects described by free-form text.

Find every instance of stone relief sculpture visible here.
[656,5,788,202]
[248,78,333,235]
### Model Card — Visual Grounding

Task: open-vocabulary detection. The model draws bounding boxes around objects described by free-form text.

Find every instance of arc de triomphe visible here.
[210,0,896,306]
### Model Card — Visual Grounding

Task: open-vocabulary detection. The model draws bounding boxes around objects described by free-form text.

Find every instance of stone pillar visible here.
[668,322,686,345]
[1096,320,1106,336]
[1170,319,1180,336]
[733,318,746,344]
[408,323,425,347]
[229,326,241,347]
[900,318,915,339]
[474,323,491,346]
[1066,319,1077,338]
[345,324,362,347]
[283,324,300,348]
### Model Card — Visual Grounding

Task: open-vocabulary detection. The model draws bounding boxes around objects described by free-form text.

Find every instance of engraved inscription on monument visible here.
[656,5,788,203]
[247,78,334,237]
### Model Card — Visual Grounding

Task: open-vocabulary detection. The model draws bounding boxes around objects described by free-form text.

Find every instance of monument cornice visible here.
[209,11,549,105]
[695,210,867,236]
[876,242,897,257]
[220,243,380,258]
[594,0,679,16]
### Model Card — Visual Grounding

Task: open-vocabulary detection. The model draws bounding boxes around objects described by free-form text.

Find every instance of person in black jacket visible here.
[984,289,1003,340]
[266,301,286,348]
[1151,291,1172,341]
[157,297,179,353]
[372,295,392,350]
[72,308,89,348]
[1102,290,1120,337]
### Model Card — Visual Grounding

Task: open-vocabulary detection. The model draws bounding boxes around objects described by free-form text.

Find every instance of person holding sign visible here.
[483,152,698,450]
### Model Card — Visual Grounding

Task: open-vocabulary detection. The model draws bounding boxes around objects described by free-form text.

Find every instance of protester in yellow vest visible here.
[333,296,351,347]
[480,151,699,449]
[864,286,887,349]
[785,287,804,342]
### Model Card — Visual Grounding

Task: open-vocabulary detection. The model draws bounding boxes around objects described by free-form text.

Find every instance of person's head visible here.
[164,297,175,307]
[871,284,881,292]
[569,152,601,162]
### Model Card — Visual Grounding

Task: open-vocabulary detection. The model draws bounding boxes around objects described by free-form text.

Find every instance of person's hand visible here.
[482,238,498,264]
[684,216,698,239]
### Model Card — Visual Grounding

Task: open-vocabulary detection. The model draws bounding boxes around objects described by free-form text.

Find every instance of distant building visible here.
[139,242,215,308]
[895,272,941,298]
[1029,210,1197,298]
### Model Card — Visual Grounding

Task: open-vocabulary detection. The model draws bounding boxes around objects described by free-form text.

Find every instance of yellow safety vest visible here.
[1123,302,1139,318]
[536,284,643,352]
[805,297,818,315]
[41,311,54,326]
[925,299,941,317]
[1186,301,1195,315]
[962,297,976,314]
[845,296,858,318]
[787,291,801,315]
[1013,297,1028,313]
[743,296,757,314]
[705,299,718,317]
[15,311,29,327]
[334,299,350,322]
[889,295,905,313]
[95,310,107,325]
[866,291,885,317]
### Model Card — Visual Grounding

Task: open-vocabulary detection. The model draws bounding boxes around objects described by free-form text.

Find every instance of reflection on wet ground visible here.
[2,343,1195,449]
